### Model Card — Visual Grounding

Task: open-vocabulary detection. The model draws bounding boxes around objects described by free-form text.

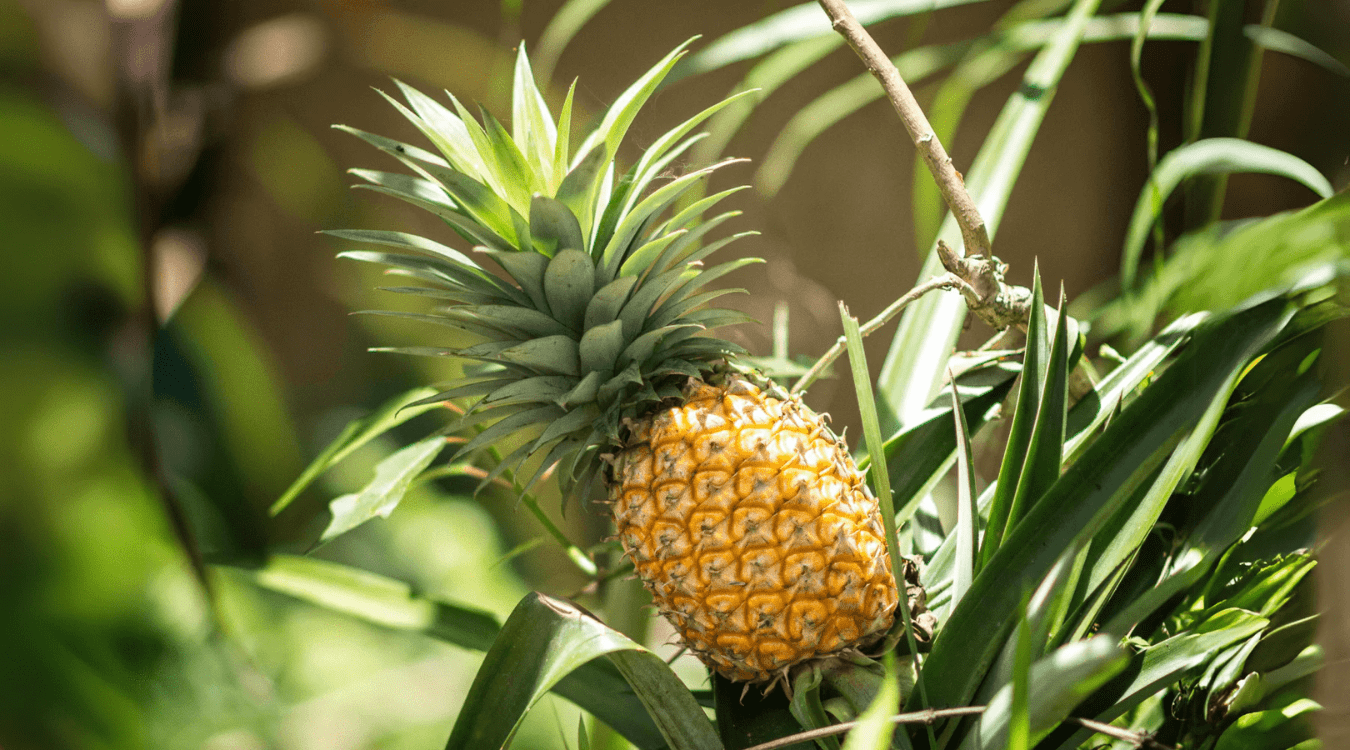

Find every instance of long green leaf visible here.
[842,306,934,747]
[1060,341,1242,634]
[981,272,1048,566]
[949,379,977,609]
[1096,191,1350,340]
[1004,292,1070,535]
[240,556,669,749]
[923,315,1200,616]
[251,554,499,648]
[676,0,991,79]
[271,387,440,515]
[1104,340,1321,634]
[912,295,1291,716]
[1044,608,1268,750]
[1121,138,1333,289]
[877,357,1018,525]
[445,592,719,750]
[960,636,1127,750]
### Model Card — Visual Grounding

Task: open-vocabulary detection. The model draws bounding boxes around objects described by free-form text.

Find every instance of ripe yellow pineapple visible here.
[612,376,897,681]
[337,41,906,682]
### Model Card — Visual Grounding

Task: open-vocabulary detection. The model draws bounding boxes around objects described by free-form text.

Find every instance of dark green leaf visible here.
[497,335,581,376]
[1004,291,1071,535]
[1044,609,1268,750]
[962,637,1127,750]
[544,248,596,330]
[479,247,551,314]
[949,380,977,608]
[981,271,1048,567]
[578,319,625,373]
[531,195,585,255]
[914,296,1291,717]
[445,593,718,750]
[583,275,638,330]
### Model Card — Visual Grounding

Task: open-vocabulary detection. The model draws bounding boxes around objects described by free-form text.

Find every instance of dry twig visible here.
[794,0,1040,396]
[816,0,990,260]
[739,706,1176,750]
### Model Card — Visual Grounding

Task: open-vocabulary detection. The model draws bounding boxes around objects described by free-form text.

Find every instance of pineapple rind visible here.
[612,376,900,682]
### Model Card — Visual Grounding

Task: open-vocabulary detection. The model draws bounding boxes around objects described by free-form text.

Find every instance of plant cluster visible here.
[256,1,1348,749]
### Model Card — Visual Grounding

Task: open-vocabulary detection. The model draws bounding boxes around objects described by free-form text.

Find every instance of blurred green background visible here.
[1,0,1348,748]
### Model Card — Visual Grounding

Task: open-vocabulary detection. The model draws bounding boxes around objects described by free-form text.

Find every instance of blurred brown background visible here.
[2,0,1348,747]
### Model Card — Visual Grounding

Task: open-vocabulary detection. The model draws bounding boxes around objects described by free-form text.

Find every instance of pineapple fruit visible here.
[336,42,904,682]
[613,376,897,681]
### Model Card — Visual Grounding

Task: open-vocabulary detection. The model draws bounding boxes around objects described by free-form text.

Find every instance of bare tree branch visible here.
[816,0,991,259]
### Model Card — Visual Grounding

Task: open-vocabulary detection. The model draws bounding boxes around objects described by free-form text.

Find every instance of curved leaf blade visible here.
[239,556,670,750]
[913,295,1292,716]
[677,0,991,79]
[960,637,1128,750]
[445,592,719,750]
[1121,138,1333,289]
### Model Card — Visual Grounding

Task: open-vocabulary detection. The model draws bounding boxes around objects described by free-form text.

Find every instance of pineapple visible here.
[335,41,904,682]
[612,375,898,681]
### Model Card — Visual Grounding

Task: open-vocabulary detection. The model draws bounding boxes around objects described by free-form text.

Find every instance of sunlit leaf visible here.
[445,592,718,750]
[915,295,1291,715]
[677,0,991,79]
[961,636,1127,750]
[318,435,446,544]
[1121,138,1333,289]
[271,387,441,515]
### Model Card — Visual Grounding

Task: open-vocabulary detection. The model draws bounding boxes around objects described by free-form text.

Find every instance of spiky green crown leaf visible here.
[335,40,762,498]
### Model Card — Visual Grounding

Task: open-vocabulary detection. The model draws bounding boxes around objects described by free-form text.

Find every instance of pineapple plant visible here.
[257,2,1348,749]
[329,40,910,685]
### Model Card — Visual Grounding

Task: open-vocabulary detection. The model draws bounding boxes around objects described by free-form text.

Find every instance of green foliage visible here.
[9,0,1343,748]
[264,9,1346,748]
[445,593,717,750]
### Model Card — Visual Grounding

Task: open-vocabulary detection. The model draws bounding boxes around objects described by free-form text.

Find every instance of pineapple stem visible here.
[839,305,938,750]
[519,493,599,577]
[816,0,991,261]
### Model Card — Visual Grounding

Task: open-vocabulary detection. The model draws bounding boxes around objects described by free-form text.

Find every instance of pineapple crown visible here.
[334,40,762,499]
